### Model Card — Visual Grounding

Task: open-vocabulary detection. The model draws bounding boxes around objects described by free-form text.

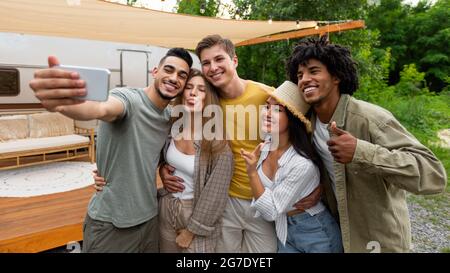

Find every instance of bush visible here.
[356,61,450,145]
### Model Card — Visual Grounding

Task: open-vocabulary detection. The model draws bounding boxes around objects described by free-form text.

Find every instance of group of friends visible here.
[29,35,447,253]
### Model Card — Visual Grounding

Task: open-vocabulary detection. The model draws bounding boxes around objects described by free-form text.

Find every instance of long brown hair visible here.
[171,68,228,162]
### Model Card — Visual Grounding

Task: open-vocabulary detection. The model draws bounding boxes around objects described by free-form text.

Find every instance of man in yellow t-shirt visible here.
[219,81,271,200]
[161,35,320,253]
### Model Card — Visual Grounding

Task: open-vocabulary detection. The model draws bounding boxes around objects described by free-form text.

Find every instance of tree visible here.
[366,0,449,91]
[230,0,373,87]
[176,0,221,17]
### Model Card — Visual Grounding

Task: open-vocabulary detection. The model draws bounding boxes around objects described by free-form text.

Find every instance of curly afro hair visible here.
[286,36,359,95]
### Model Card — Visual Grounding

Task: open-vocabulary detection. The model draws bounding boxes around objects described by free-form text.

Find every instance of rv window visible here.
[0,68,20,96]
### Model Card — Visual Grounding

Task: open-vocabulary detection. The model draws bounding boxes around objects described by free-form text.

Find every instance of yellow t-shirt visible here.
[220,81,273,200]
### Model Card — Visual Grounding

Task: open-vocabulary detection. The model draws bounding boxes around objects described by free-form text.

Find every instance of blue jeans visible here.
[277,209,343,253]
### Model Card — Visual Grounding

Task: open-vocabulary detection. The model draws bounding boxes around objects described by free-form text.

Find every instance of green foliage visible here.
[236,41,293,87]
[176,0,221,17]
[395,64,428,96]
[441,247,450,253]
[366,0,450,91]
[356,62,449,144]
[230,0,370,87]
[232,0,367,21]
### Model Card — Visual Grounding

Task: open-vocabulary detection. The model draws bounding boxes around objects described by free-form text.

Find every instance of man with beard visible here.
[29,48,192,252]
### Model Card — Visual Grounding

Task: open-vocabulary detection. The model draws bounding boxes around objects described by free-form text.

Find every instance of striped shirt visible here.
[251,144,325,245]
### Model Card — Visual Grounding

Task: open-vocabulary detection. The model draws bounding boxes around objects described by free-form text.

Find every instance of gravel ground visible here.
[409,130,450,253]
[408,200,450,253]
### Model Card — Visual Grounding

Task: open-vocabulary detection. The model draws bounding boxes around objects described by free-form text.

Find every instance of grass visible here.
[430,145,450,193]
[441,247,450,253]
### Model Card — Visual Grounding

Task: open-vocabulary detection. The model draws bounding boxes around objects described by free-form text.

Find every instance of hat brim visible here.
[265,91,312,133]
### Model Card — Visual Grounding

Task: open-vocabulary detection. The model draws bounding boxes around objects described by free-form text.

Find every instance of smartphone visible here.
[57,65,111,101]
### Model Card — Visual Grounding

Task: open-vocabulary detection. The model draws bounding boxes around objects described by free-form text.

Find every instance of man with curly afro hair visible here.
[286,36,446,253]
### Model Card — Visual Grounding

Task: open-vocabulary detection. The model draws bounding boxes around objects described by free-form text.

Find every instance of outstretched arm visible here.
[29,56,124,122]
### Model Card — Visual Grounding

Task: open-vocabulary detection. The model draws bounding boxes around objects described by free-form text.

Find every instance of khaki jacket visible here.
[314,95,446,253]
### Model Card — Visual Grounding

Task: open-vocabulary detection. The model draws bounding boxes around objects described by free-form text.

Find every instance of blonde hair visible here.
[171,68,228,161]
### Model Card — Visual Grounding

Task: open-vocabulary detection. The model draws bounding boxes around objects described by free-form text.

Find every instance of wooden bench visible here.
[0,112,95,170]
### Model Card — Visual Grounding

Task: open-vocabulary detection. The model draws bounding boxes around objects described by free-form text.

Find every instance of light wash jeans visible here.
[277,209,343,253]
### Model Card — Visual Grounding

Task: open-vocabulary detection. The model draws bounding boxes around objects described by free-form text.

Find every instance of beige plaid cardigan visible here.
[158,137,234,252]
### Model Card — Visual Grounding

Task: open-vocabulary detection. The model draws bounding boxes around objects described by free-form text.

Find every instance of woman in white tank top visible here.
[157,69,233,253]
[94,69,233,253]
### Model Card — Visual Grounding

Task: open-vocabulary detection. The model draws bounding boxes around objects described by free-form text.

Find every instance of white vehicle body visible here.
[0,32,199,110]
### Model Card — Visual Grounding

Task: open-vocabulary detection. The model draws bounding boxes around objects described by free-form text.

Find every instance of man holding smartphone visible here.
[29,48,192,252]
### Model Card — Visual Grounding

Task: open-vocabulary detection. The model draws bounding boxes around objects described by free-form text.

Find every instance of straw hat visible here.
[266,81,312,133]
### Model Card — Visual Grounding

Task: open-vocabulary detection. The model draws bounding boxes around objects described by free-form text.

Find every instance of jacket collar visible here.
[329,94,351,129]
[309,94,351,131]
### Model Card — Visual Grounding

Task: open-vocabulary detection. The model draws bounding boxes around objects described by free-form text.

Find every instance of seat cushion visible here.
[0,134,90,154]
[0,115,29,142]
[29,112,74,138]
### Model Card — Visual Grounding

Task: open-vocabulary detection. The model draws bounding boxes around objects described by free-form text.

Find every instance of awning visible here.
[0,0,319,49]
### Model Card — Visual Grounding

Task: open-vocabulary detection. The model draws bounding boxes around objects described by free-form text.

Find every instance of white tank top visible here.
[166,139,195,200]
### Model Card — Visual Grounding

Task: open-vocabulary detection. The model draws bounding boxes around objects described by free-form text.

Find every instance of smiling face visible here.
[199,44,238,90]
[262,97,289,135]
[297,58,340,107]
[152,56,190,100]
[183,75,207,112]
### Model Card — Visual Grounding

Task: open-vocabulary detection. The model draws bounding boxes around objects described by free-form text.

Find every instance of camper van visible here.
[0,32,199,112]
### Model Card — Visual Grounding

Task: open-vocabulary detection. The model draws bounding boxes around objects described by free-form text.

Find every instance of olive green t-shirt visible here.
[87,88,171,228]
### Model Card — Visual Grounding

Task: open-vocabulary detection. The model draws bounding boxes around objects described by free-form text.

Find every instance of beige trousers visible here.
[216,197,277,253]
[159,194,217,253]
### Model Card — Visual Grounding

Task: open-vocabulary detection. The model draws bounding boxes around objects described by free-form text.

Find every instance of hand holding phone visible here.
[57,65,111,101]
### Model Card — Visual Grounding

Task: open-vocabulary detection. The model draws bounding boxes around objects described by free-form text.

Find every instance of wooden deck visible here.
[0,185,94,253]
[0,160,163,253]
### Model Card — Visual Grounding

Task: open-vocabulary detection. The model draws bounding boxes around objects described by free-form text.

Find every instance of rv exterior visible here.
[0,32,199,111]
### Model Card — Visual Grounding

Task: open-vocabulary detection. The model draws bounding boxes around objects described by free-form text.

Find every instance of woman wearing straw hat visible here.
[240,81,342,253]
